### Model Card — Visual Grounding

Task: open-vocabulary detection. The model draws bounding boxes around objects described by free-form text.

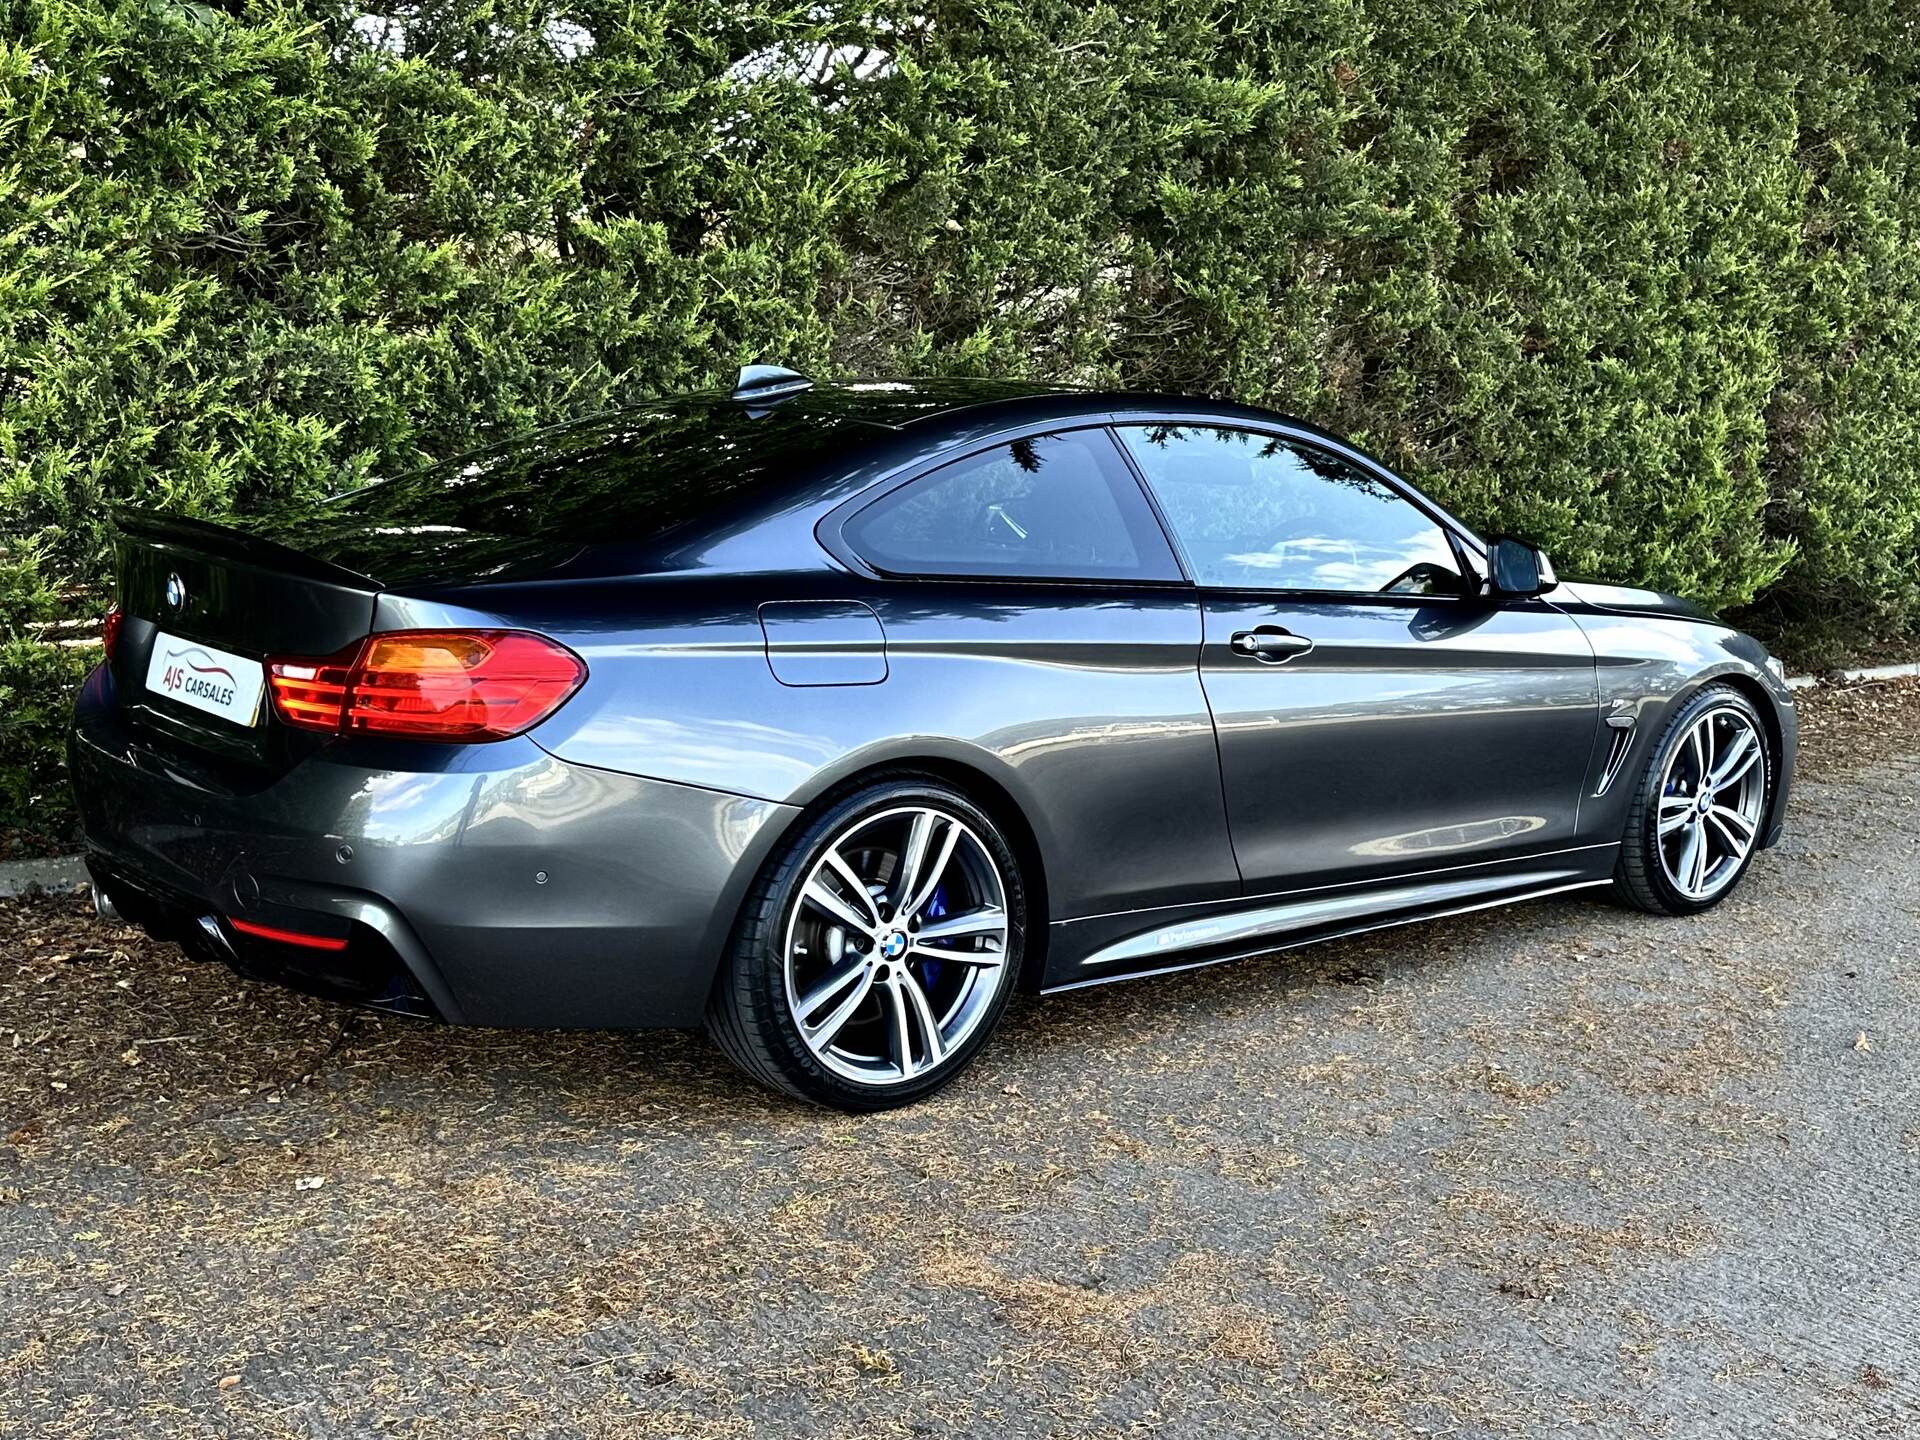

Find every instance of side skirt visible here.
[1040,847,1618,993]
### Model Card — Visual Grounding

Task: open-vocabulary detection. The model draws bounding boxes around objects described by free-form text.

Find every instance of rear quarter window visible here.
[843,428,1182,583]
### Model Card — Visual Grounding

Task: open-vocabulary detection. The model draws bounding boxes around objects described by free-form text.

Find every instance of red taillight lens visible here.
[267,646,360,733]
[102,604,124,661]
[348,632,586,739]
[267,631,585,742]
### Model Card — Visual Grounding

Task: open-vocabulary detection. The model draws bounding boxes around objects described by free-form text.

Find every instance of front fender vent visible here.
[1593,707,1637,797]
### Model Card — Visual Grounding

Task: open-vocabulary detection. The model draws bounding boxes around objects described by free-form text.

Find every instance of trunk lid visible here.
[108,501,581,767]
[110,511,385,769]
[117,511,383,658]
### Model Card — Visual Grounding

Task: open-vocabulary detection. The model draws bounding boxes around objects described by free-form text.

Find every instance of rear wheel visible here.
[706,777,1025,1111]
[1614,684,1771,915]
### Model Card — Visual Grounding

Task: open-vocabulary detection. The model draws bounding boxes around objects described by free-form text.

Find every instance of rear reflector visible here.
[267,630,585,742]
[229,917,350,952]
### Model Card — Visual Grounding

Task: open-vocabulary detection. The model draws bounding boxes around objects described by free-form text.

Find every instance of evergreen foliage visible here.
[3,0,1917,840]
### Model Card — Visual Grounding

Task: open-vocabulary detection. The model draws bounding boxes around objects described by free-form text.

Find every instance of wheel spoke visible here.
[1705,810,1752,861]
[914,907,1007,944]
[883,971,919,1077]
[822,847,881,927]
[795,959,877,1053]
[897,821,962,922]
[1709,734,1760,792]
[1688,722,1710,782]
[909,941,1004,971]
[1711,803,1757,838]
[802,878,875,937]
[1675,823,1705,896]
[1690,821,1713,892]
[891,811,936,919]
[1658,797,1694,835]
[891,969,946,1074]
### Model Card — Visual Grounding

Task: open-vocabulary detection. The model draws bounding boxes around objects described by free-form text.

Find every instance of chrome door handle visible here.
[1231,629,1314,661]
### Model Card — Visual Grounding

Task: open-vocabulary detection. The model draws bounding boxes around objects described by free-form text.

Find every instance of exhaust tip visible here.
[91,884,122,923]
[195,914,238,960]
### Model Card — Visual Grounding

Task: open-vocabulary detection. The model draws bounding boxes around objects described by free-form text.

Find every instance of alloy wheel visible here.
[782,805,1011,1086]
[1656,706,1766,902]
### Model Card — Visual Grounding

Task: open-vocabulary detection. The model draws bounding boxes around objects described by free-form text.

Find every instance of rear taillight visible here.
[102,603,124,661]
[267,630,585,742]
[349,632,586,739]
[267,647,360,733]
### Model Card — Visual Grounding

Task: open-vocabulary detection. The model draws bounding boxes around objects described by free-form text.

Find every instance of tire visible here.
[706,774,1027,1111]
[1613,683,1772,916]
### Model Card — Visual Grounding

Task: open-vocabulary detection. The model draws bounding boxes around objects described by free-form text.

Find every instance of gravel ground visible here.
[3,682,1918,1439]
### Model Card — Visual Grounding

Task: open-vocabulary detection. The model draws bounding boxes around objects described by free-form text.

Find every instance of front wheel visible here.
[1614,683,1772,915]
[706,777,1025,1111]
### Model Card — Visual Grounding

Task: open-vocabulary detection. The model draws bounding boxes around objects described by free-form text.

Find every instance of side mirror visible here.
[1488,536,1558,597]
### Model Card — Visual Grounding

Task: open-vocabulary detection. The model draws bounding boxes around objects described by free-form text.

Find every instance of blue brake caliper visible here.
[918,885,948,990]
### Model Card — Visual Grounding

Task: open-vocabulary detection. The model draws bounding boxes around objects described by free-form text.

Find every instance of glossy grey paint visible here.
[70,663,796,1027]
[399,573,1244,924]
[1546,585,1798,851]
[760,601,887,686]
[73,382,1798,1025]
[1192,593,1600,892]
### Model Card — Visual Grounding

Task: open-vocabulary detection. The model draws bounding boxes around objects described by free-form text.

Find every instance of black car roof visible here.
[810,377,1351,454]
[322,377,1358,559]
[783,376,1077,427]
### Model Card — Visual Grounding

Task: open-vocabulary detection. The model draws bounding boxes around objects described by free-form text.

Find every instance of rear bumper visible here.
[69,664,796,1028]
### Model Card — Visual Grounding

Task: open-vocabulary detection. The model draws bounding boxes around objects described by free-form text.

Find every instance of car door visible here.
[1115,422,1601,895]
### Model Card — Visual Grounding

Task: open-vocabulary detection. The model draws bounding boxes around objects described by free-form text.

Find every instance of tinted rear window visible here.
[330,397,883,544]
[842,429,1182,582]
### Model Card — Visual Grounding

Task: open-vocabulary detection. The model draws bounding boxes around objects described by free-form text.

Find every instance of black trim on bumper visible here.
[87,855,452,1020]
[68,661,799,1029]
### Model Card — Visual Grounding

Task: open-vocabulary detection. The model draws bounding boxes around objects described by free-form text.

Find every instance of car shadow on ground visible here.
[79,893,1657,1127]
[0,882,1601,1149]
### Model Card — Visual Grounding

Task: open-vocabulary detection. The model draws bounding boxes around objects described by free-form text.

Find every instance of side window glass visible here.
[1118,426,1464,595]
[843,429,1181,582]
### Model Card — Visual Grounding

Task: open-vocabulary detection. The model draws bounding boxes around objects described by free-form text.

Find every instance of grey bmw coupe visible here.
[72,368,1797,1110]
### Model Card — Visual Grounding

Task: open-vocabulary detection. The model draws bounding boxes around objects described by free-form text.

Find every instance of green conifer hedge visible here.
[3,0,1918,844]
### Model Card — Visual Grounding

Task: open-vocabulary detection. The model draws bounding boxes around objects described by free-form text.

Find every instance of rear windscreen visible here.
[328,396,881,544]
